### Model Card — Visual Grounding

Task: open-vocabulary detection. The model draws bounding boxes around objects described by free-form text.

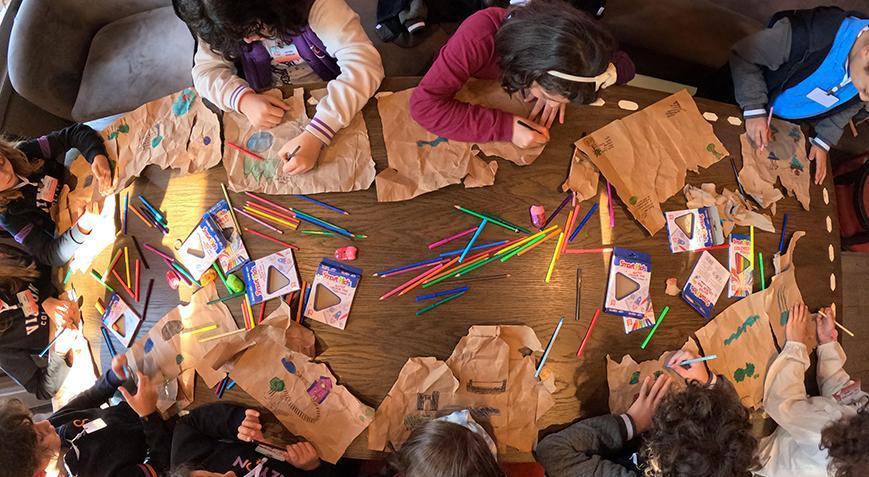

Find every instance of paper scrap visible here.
[684,183,774,236]
[738,118,811,211]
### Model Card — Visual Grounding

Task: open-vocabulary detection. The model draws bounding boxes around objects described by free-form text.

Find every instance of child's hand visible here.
[745,116,770,150]
[511,116,549,149]
[238,92,291,129]
[75,201,102,234]
[118,371,159,417]
[237,409,266,443]
[286,442,321,471]
[626,374,672,434]
[90,155,113,195]
[665,350,710,384]
[111,354,129,380]
[280,131,323,175]
[42,297,80,330]
[525,89,566,128]
[809,144,829,184]
[815,306,838,344]
[785,303,811,345]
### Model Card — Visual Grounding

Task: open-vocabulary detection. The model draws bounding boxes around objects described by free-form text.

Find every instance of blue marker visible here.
[415,286,469,302]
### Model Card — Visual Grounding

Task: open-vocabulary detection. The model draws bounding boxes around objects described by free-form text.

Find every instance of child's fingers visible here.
[559,103,566,124]
[638,375,652,399]
[245,409,260,418]
[652,376,673,407]
[266,95,292,110]
[286,444,301,463]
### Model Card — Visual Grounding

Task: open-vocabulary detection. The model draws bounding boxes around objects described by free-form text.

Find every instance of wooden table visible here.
[70,77,843,462]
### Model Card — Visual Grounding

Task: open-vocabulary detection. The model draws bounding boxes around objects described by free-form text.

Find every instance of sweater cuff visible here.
[616,413,636,441]
[68,224,88,245]
[811,136,831,151]
[306,116,337,146]
[496,112,515,143]
[230,85,255,113]
[707,373,719,387]
[743,107,767,118]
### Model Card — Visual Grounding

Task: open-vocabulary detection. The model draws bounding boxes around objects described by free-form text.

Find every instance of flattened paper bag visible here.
[606,352,686,415]
[574,90,729,235]
[738,118,810,210]
[223,88,375,195]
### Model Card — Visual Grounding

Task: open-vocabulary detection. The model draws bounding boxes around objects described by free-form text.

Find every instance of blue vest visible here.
[771,17,869,119]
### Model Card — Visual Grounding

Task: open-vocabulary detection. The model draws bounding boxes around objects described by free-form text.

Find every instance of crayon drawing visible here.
[733,362,757,382]
[723,314,760,346]
[738,117,810,210]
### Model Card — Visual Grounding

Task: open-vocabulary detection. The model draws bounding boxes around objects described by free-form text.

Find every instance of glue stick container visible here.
[530,205,546,228]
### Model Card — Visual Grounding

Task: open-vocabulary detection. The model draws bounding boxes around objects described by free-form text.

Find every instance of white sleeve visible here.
[192,38,254,112]
[305,0,384,145]
[816,341,853,398]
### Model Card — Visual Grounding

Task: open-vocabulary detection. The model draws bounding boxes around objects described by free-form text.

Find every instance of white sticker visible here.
[618,100,639,111]
[823,187,829,205]
[589,98,606,107]
[807,88,839,108]
[703,112,719,122]
[16,290,38,317]
[82,418,107,434]
[727,116,743,126]
[826,216,833,233]
[829,244,835,262]
[830,273,836,291]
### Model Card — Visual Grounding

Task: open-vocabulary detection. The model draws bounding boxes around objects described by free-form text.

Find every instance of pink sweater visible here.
[409,7,634,143]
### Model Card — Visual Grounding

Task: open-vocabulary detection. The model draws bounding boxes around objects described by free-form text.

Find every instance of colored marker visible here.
[778,213,788,254]
[569,203,599,242]
[415,286,469,301]
[293,194,349,215]
[415,290,467,316]
[641,306,670,349]
[535,317,564,378]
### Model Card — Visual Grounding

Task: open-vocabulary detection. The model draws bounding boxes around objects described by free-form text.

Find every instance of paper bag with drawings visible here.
[223,88,375,195]
[573,89,729,235]
[738,118,811,211]
[204,303,370,464]
[765,231,814,349]
[561,148,600,201]
[606,351,687,415]
[368,325,555,453]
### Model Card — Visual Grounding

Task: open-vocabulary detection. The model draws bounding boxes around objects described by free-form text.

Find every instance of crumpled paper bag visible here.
[606,351,687,415]
[369,325,555,454]
[561,148,601,201]
[684,183,774,236]
[203,305,371,464]
[574,89,729,235]
[223,88,375,195]
[738,118,810,211]
[766,231,814,349]
[375,80,546,202]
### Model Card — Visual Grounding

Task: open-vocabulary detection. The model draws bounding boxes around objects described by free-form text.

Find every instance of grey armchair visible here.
[8,0,195,122]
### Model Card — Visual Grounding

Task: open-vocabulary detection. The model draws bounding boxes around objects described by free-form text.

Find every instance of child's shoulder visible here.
[460,6,510,33]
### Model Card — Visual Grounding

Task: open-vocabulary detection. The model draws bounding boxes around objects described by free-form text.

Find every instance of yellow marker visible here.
[495,225,558,256]
[182,324,218,336]
[545,232,566,283]
[124,246,131,288]
[198,328,245,343]
[244,206,296,228]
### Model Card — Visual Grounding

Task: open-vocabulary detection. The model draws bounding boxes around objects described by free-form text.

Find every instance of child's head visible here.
[0,399,60,477]
[172,0,312,60]
[850,29,869,102]
[821,408,869,477]
[495,0,616,106]
[0,137,40,195]
[643,380,758,477]
[389,419,504,477]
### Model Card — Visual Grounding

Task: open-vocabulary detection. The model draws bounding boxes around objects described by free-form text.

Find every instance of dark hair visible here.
[0,399,42,477]
[495,0,616,104]
[0,137,43,212]
[821,409,869,477]
[643,380,758,477]
[389,420,504,477]
[173,0,313,61]
[0,244,41,335]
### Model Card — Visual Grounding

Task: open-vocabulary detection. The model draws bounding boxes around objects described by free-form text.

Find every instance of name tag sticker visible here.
[16,290,38,317]
[807,88,839,108]
[82,418,107,434]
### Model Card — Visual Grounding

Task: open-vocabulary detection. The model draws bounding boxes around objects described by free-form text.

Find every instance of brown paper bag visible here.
[738,118,810,210]
[561,148,601,201]
[223,88,375,195]
[683,183,775,236]
[766,231,815,349]
[606,352,687,415]
[574,90,729,235]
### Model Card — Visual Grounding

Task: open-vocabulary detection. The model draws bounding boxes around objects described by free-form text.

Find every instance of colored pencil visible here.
[137,195,166,223]
[198,328,246,343]
[818,311,855,337]
[440,240,510,258]
[606,181,615,228]
[574,268,582,321]
[124,246,131,288]
[378,260,447,278]
[243,295,254,330]
[380,257,458,300]
[244,191,294,215]
[564,247,614,254]
[258,302,266,324]
[408,257,479,293]
[101,326,117,357]
[244,205,297,228]
[480,212,532,234]
[123,192,129,235]
[673,354,718,367]
[234,207,283,234]
[183,324,218,336]
[169,259,199,286]
[545,232,565,283]
[750,225,755,289]
[164,258,190,286]
[207,291,245,304]
[453,255,499,278]
[541,193,571,230]
[500,232,548,262]
[695,244,729,252]
[415,286,469,301]
[130,205,153,228]
[63,267,73,285]
[293,194,348,215]
[730,156,747,197]
[778,213,788,254]
[39,328,67,358]
[131,235,149,269]
[221,183,242,233]
[516,118,544,134]
[135,259,140,301]
[641,306,670,349]
[758,252,766,290]
[138,205,168,234]
[89,270,116,293]
[425,253,492,284]
[111,269,136,299]
[516,229,561,257]
[95,301,105,315]
[246,201,300,224]
[296,280,307,322]
[143,243,174,262]
[576,308,601,358]
[301,230,367,238]
[767,106,774,129]
[301,285,311,315]
[561,204,578,255]
[459,219,487,262]
[496,225,559,257]
[453,205,519,233]
[290,209,355,239]
[535,317,564,378]
[374,257,445,277]
[244,227,299,250]
[227,141,264,160]
[447,273,511,284]
[104,248,124,280]
[569,203,599,242]
[428,227,478,250]
[415,290,467,316]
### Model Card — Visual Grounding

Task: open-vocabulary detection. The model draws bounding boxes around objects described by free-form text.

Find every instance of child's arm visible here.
[809,101,865,152]
[816,341,854,398]
[305,0,384,146]
[192,40,254,113]
[729,19,792,119]
[5,215,89,267]
[16,124,107,165]
[536,415,638,477]
[409,11,514,143]
[48,367,124,425]
[177,402,249,440]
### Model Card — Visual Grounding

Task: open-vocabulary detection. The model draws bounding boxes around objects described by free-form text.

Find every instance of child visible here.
[729,6,869,185]
[174,0,384,175]
[0,124,111,266]
[388,409,503,477]
[757,304,868,476]
[0,244,80,399]
[409,0,634,149]
[537,353,758,476]
[0,354,169,477]
[169,403,332,476]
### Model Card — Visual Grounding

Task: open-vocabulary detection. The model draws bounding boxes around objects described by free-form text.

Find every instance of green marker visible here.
[641,306,670,349]
[415,290,467,316]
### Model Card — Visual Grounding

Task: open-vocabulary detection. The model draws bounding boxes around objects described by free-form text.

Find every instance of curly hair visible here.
[388,420,504,477]
[495,0,616,104]
[173,0,313,61]
[0,136,43,212]
[643,380,758,477]
[0,399,42,477]
[821,409,869,477]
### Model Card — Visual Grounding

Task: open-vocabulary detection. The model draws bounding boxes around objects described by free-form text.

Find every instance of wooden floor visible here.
[840,251,869,386]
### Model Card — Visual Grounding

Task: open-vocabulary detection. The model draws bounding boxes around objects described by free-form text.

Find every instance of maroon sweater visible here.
[409,7,635,143]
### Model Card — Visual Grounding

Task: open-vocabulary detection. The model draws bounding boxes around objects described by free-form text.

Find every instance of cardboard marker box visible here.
[242,248,301,305]
[604,248,652,319]
[304,259,362,330]
[176,215,227,280]
[728,234,753,298]
[101,293,142,347]
[682,251,728,319]
[664,206,724,253]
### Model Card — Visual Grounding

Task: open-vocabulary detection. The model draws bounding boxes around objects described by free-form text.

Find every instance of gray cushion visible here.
[71,6,194,121]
